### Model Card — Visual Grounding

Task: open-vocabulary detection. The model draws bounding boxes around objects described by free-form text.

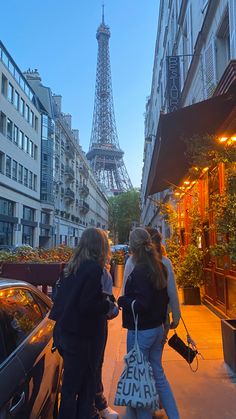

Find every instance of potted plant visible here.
[176,244,204,304]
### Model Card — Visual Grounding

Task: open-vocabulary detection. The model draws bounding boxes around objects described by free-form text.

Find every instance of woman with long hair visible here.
[50,228,116,419]
[118,228,179,419]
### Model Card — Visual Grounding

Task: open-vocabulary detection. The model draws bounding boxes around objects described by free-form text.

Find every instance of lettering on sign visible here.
[166,56,181,113]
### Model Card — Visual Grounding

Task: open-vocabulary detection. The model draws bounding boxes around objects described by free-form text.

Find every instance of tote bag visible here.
[114,301,158,410]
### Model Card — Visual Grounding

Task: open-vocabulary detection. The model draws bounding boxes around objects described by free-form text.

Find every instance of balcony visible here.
[79,164,89,178]
[64,187,75,203]
[79,200,89,214]
[65,142,74,159]
[65,165,75,179]
[79,183,89,197]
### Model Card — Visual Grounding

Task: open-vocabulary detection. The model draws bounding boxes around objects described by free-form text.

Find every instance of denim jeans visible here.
[127,326,180,419]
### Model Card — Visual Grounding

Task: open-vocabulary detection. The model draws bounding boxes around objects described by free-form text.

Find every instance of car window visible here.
[0,288,43,361]
[32,293,50,318]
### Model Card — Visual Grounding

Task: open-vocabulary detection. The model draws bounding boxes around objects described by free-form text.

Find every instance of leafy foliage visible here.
[176,244,204,288]
[0,245,73,264]
[108,189,140,243]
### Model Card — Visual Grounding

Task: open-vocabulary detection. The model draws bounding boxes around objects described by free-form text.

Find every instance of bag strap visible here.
[180,316,203,372]
[131,300,139,350]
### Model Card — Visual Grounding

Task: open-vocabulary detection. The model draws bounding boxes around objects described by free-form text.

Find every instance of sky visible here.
[1,0,160,188]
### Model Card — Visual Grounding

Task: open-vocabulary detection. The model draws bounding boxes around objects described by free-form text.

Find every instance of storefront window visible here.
[22,225,33,246]
[0,221,13,245]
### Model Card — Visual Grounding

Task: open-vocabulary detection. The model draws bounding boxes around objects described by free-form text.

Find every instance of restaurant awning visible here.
[146,82,236,196]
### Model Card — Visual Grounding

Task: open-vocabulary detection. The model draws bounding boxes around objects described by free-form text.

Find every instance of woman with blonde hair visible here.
[50,228,116,419]
[118,228,179,419]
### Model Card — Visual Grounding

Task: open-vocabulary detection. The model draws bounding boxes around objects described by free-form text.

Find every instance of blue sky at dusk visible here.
[1,0,159,188]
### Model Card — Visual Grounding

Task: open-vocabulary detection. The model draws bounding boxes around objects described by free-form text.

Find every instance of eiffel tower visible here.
[87,7,132,196]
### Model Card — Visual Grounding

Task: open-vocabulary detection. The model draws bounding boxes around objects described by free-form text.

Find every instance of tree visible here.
[108,189,140,243]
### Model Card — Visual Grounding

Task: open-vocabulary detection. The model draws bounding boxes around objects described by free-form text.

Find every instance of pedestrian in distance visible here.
[49,227,117,419]
[118,227,180,419]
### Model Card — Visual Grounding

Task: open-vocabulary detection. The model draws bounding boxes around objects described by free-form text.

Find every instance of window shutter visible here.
[204,40,216,98]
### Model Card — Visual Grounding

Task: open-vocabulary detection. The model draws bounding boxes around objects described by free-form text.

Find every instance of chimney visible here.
[72,129,80,144]
[63,114,72,129]
[53,95,62,113]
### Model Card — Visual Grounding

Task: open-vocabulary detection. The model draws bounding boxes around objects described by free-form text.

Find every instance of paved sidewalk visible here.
[103,287,236,419]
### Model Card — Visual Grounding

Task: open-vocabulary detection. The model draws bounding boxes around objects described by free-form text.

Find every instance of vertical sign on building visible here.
[166,56,181,113]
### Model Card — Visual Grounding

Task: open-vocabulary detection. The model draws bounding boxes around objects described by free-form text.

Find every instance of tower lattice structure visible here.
[87,8,132,195]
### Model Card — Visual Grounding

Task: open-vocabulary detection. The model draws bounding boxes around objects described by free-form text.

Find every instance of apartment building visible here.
[141,0,236,233]
[0,42,41,247]
[141,0,236,317]
[0,42,108,248]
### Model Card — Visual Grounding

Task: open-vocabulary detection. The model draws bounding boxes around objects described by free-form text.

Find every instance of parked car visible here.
[0,279,63,419]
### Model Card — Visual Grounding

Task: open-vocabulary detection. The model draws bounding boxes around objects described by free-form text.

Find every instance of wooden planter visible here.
[183,286,201,305]
[0,262,64,287]
[221,319,236,373]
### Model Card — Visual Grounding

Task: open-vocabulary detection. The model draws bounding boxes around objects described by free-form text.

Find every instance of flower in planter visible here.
[0,245,73,264]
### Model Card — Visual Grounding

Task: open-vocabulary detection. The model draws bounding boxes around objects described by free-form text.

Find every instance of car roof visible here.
[0,278,52,306]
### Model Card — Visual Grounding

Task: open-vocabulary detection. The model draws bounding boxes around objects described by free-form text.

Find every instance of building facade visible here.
[0,42,41,247]
[141,0,236,318]
[0,42,108,249]
[141,0,236,233]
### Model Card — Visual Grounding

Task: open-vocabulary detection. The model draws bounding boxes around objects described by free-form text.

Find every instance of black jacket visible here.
[49,260,110,349]
[118,263,169,330]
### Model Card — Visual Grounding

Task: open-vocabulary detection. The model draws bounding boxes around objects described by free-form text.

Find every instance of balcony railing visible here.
[65,165,75,179]
[64,188,75,202]
[65,142,74,158]
[79,200,89,214]
[79,183,89,196]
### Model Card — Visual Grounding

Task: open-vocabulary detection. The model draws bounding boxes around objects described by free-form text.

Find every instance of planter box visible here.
[114,264,124,288]
[221,319,236,373]
[183,287,201,305]
[0,263,64,287]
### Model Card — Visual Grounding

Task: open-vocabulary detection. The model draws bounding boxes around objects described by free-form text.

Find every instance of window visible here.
[34,145,38,160]
[0,198,14,216]
[0,112,6,135]
[18,164,23,183]
[35,116,38,131]
[12,160,17,181]
[19,131,24,149]
[24,168,28,186]
[0,221,13,247]
[29,171,33,189]
[41,211,50,224]
[14,125,18,145]
[1,74,7,96]
[24,135,29,153]
[0,152,4,174]
[33,174,37,191]
[30,111,34,127]
[23,206,34,221]
[20,98,25,116]
[14,90,19,110]
[7,83,13,103]
[0,288,42,360]
[25,104,30,122]
[22,225,34,246]
[29,140,33,157]
[6,118,13,140]
[5,155,11,178]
